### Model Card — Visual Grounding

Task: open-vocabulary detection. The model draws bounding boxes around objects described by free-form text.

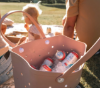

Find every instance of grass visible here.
[0,2,66,25]
[80,54,100,88]
[0,2,100,88]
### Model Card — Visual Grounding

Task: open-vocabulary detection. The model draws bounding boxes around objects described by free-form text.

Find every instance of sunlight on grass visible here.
[0,2,66,25]
[80,55,100,88]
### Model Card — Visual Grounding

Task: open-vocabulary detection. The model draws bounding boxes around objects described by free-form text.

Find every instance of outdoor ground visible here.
[0,2,100,88]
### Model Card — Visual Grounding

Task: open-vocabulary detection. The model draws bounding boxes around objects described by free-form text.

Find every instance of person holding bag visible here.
[62,0,100,51]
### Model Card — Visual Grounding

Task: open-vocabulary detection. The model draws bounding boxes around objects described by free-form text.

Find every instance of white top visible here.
[28,24,42,41]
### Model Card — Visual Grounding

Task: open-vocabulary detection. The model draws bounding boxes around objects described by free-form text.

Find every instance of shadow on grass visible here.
[41,3,66,9]
[80,53,100,88]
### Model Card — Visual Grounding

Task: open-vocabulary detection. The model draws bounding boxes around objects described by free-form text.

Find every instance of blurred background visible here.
[0,0,66,25]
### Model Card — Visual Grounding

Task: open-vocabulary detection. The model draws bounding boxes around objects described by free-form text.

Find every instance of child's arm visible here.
[24,23,29,31]
[16,37,27,46]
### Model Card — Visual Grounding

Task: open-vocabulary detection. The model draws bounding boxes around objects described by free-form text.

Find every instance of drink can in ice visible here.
[62,51,79,66]
[40,65,52,71]
[55,50,66,60]
[42,57,53,67]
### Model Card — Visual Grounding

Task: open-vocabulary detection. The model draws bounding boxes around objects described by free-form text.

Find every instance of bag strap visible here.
[56,37,100,82]
[0,10,45,47]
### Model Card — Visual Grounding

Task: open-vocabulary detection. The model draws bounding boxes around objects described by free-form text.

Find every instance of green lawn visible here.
[0,2,100,88]
[80,54,100,88]
[0,2,66,25]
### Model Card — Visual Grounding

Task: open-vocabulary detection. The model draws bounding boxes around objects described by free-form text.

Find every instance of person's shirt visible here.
[28,24,42,41]
[66,0,100,50]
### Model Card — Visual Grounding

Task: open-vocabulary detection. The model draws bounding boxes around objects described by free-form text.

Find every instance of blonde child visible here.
[22,4,43,42]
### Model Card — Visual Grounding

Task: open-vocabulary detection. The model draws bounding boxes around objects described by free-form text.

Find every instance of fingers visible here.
[62,15,67,26]
[62,19,66,26]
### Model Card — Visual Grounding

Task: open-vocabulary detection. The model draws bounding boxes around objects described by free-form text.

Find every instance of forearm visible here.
[63,15,77,38]
[63,25,74,38]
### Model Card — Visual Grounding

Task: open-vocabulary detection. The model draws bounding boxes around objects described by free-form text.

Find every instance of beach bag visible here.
[0,10,100,88]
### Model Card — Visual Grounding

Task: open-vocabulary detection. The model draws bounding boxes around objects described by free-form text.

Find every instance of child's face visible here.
[23,13,38,24]
[23,15,32,24]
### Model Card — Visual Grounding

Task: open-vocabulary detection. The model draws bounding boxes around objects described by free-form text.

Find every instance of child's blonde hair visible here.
[22,4,42,19]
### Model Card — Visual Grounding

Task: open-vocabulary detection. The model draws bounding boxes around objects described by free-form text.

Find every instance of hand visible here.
[1,23,7,34]
[62,15,67,26]
[24,23,29,31]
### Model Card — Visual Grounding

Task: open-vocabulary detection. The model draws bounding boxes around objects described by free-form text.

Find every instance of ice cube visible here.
[52,62,66,73]
[52,56,60,68]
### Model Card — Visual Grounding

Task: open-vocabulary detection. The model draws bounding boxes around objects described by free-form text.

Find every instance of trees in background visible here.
[0,0,65,3]
[41,0,65,3]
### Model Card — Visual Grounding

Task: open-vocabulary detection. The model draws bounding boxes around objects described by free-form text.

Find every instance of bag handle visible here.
[0,10,45,47]
[56,37,100,82]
